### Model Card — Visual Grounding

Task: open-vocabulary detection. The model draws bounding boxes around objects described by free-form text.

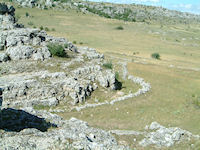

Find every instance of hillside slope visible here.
[1,1,200,149]
[9,0,200,24]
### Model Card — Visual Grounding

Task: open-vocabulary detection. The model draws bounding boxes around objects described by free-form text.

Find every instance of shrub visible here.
[45,27,49,31]
[73,41,77,44]
[51,28,56,31]
[28,21,34,26]
[151,53,160,60]
[25,12,29,17]
[103,62,113,69]
[40,26,44,30]
[47,43,66,57]
[115,26,124,30]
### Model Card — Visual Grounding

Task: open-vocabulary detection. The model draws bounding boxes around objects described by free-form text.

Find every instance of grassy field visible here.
[3,2,200,148]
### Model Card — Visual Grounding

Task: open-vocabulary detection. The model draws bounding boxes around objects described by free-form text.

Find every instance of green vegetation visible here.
[103,61,113,69]
[115,71,119,80]
[47,43,66,57]
[25,12,29,17]
[39,25,44,30]
[27,21,34,26]
[45,27,49,31]
[15,14,20,22]
[7,4,200,148]
[64,43,69,48]
[151,53,160,60]
[33,104,50,110]
[192,95,200,108]
[115,26,124,30]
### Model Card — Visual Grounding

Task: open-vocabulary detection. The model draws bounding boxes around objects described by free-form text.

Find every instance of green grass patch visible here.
[151,53,160,60]
[47,43,66,57]
[103,61,113,69]
[115,26,124,30]
[33,104,50,110]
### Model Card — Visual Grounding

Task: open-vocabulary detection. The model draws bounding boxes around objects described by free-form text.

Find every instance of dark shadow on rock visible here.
[115,79,122,90]
[0,108,57,132]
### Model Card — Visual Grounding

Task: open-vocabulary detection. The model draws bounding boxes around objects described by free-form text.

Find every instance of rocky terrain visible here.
[11,0,200,24]
[0,3,199,150]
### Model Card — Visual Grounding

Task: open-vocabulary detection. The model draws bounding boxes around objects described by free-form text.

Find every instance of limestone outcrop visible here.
[139,122,200,147]
[0,3,126,149]
[0,5,118,105]
[0,3,16,30]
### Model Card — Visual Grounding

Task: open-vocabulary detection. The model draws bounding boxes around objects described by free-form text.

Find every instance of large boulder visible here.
[6,45,35,60]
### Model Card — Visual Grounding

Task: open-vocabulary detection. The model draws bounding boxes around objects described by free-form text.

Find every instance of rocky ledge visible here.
[0,3,126,149]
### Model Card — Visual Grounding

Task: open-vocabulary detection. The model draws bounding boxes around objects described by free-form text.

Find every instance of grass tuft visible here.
[103,61,113,69]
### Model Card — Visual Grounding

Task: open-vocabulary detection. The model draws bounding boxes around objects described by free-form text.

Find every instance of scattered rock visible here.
[139,122,200,147]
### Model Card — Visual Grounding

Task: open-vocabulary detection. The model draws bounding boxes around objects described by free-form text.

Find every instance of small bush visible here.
[45,27,49,31]
[40,26,44,30]
[25,12,29,17]
[28,21,34,26]
[151,53,160,60]
[103,62,113,69]
[73,41,77,44]
[47,43,66,57]
[79,42,83,45]
[115,26,124,30]
[51,28,55,31]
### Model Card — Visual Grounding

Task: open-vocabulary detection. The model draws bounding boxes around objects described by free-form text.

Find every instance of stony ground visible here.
[0,2,200,150]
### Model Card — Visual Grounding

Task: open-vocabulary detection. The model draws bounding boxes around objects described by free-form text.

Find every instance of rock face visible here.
[0,28,73,61]
[0,5,118,105]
